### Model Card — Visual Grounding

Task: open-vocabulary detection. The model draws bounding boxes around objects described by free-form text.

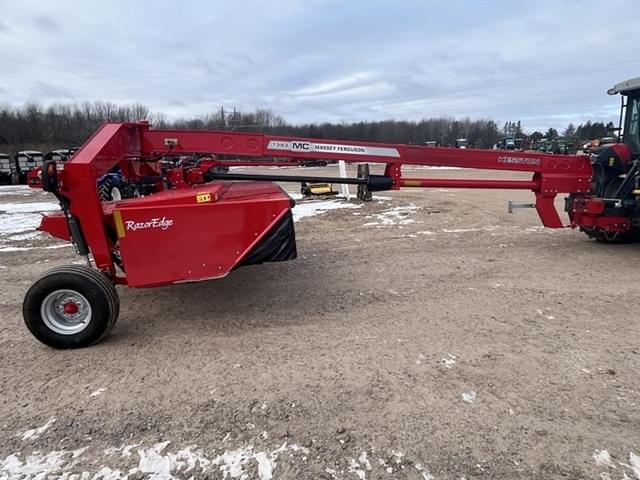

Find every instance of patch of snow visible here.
[8,231,40,241]
[0,451,69,478]
[292,199,360,222]
[1,440,447,480]
[391,450,404,463]
[212,442,307,480]
[254,451,273,479]
[0,243,71,252]
[363,204,419,227]
[348,458,367,480]
[0,186,31,196]
[105,443,143,458]
[415,463,435,480]
[441,353,457,368]
[0,201,59,235]
[358,452,372,471]
[0,201,59,214]
[89,388,107,398]
[536,308,556,321]
[593,450,615,468]
[0,246,32,252]
[462,391,476,403]
[19,417,56,441]
[92,466,125,479]
[0,213,41,235]
[629,451,640,479]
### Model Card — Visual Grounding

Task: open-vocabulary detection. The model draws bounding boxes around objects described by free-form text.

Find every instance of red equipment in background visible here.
[22,76,640,348]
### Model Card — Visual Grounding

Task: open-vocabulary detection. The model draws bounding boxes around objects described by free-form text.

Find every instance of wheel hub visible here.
[62,301,79,315]
[41,289,92,335]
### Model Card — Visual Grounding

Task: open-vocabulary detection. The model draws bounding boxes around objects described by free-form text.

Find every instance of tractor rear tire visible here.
[581,176,640,243]
[581,226,640,244]
[23,265,119,349]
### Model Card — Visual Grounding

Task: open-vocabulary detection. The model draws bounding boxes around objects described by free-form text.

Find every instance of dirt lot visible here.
[1,166,639,480]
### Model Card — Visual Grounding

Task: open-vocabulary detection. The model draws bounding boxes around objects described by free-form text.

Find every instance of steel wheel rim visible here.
[111,186,122,201]
[41,289,92,335]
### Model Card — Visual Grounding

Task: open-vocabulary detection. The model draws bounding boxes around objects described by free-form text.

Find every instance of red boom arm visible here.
[141,125,592,228]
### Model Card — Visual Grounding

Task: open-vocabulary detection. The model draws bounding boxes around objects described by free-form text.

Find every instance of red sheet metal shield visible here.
[113,181,293,287]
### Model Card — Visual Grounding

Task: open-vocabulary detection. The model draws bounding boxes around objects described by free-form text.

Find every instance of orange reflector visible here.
[113,210,125,238]
[404,180,422,187]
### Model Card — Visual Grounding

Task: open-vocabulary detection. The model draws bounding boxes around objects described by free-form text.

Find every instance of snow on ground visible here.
[292,198,361,222]
[1,441,310,480]
[592,450,640,479]
[293,200,361,222]
[462,391,476,403]
[0,185,35,196]
[0,189,61,250]
[18,418,57,441]
[0,201,60,214]
[440,354,457,369]
[363,204,420,227]
[0,435,446,480]
[630,452,640,479]
[0,246,34,252]
[593,450,614,468]
[0,201,59,236]
[89,388,107,398]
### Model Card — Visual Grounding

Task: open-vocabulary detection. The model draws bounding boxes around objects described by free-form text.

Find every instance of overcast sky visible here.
[0,0,637,132]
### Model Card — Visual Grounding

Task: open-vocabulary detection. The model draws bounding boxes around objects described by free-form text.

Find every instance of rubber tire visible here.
[23,265,119,349]
[582,177,640,243]
[98,177,114,201]
[593,228,640,244]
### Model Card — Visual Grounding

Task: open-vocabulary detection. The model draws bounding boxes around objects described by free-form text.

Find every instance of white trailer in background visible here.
[0,153,12,184]
[16,150,43,183]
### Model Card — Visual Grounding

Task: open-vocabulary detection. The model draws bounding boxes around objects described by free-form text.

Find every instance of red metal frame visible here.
[36,121,598,286]
[141,125,591,230]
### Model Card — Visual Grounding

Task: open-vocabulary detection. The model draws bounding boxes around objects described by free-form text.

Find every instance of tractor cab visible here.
[609,77,640,156]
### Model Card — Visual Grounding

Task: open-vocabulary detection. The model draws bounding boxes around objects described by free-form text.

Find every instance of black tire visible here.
[23,265,119,349]
[593,228,640,244]
[98,177,115,201]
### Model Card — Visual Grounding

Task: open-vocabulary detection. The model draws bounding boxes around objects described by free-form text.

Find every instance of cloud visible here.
[0,20,11,33]
[0,0,636,131]
[29,82,76,100]
[29,14,61,33]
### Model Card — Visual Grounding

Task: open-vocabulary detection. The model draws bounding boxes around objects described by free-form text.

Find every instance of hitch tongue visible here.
[508,199,535,214]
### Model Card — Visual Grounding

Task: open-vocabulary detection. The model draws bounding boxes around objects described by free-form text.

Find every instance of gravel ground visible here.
[0,166,639,480]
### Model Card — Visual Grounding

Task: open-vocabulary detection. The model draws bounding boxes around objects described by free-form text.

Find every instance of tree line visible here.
[0,101,618,153]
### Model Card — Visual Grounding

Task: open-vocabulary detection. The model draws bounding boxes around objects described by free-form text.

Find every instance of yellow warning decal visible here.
[113,210,125,238]
[404,180,422,187]
[196,192,211,203]
[609,157,615,167]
